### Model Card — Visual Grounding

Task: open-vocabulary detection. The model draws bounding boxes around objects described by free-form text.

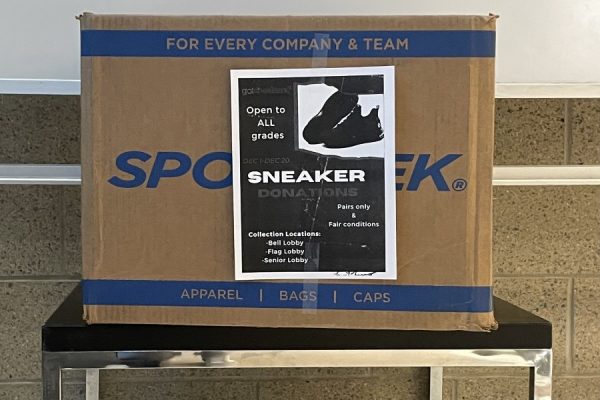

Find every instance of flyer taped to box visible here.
[231,66,396,280]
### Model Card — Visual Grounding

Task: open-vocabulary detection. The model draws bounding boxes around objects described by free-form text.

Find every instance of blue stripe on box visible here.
[82,280,492,313]
[81,30,495,58]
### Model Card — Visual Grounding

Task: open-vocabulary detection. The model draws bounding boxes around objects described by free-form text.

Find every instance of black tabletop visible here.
[42,284,551,352]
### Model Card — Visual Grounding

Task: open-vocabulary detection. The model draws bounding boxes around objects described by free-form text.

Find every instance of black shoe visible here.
[322,105,383,148]
[303,90,358,144]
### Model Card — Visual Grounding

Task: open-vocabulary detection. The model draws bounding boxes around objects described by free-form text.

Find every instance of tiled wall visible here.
[1,95,599,399]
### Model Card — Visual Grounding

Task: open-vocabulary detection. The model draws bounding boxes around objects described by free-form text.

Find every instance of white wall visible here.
[1,0,599,93]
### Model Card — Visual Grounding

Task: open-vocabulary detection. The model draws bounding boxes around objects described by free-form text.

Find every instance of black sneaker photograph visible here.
[322,104,383,148]
[297,73,386,158]
[302,90,358,144]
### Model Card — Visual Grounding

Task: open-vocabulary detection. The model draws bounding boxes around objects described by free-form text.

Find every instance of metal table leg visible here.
[42,352,123,400]
[42,353,62,400]
[85,369,100,400]
[429,367,443,400]
[529,349,552,400]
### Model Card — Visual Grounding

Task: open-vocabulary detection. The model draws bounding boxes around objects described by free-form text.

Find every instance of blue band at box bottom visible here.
[82,279,492,313]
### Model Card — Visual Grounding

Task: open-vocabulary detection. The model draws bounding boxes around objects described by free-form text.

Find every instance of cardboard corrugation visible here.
[81,14,497,331]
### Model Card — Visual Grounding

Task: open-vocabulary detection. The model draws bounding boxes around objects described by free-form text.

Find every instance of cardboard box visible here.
[80,14,497,331]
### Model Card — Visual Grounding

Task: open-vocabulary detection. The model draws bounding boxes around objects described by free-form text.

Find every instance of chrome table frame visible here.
[42,287,552,400]
[43,348,552,400]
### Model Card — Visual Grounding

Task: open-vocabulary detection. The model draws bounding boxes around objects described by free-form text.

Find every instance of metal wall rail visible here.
[1,164,600,186]
[3,79,600,98]
[0,165,81,185]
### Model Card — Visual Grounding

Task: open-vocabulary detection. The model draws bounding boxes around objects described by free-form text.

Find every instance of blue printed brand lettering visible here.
[108,151,464,191]
[107,151,232,189]
[395,153,462,191]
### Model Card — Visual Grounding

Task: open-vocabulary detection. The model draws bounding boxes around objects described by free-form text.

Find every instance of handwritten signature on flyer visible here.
[334,271,377,277]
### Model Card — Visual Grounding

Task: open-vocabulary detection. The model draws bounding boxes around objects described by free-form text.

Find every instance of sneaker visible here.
[303,90,358,144]
[322,105,383,148]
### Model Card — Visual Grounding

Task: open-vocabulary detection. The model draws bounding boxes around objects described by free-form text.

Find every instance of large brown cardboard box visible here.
[80,14,497,331]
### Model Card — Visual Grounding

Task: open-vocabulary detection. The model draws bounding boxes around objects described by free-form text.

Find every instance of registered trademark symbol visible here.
[452,178,467,191]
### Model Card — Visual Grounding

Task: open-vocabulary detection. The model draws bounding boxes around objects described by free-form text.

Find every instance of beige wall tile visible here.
[0,384,40,400]
[571,99,600,164]
[456,377,529,399]
[0,186,70,276]
[62,381,257,400]
[0,95,80,164]
[62,383,85,400]
[445,367,528,378]
[494,277,569,373]
[63,187,81,275]
[554,376,600,399]
[494,99,565,165]
[0,282,76,380]
[101,380,256,400]
[258,377,427,400]
[494,186,600,275]
[574,278,600,372]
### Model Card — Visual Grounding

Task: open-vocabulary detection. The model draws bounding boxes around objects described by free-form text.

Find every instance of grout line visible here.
[564,99,574,164]
[450,373,600,379]
[0,380,39,385]
[451,378,458,400]
[552,374,600,379]
[445,372,529,379]
[59,186,67,282]
[567,277,576,371]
